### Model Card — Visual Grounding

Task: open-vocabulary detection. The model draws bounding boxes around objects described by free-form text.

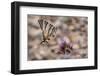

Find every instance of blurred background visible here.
[28,15,88,60]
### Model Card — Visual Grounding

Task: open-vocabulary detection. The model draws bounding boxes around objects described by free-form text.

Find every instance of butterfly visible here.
[38,19,57,45]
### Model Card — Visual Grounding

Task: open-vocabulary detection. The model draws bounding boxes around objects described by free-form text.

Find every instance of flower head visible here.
[58,37,73,54]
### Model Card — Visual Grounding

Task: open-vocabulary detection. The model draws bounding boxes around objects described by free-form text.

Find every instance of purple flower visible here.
[58,37,73,54]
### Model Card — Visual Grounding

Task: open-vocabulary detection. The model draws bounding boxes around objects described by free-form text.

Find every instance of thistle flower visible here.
[58,37,73,54]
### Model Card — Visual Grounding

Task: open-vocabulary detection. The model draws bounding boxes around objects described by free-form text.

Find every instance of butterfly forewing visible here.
[44,21,48,31]
[38,19,43,30]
